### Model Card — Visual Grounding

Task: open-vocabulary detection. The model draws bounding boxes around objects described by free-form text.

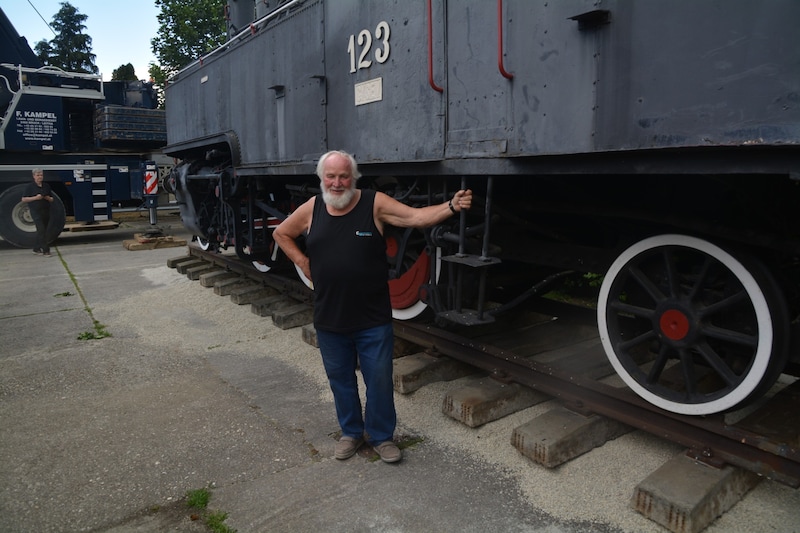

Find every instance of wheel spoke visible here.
[646,344,671,383]
[700,323,758,348]
[679,348,697,395]
[628,265,667,304]
[617,329,657,352]
[695,342,739,386]
[608,299,656,320]
[687,256,713,302]
[697,289,748,319]
[662,249,680,298]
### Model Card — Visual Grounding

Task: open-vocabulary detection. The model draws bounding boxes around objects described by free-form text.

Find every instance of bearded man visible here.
[273,150,471,463]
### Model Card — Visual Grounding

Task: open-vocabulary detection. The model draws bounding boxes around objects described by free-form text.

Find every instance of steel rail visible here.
[393,320,800,487]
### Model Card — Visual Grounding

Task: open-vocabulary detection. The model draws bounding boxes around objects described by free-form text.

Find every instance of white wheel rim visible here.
[597,234,773,415]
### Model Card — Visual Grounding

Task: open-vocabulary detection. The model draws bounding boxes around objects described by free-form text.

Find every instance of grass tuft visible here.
[185,487,237,532]
[186,488,211,509]
[77,321,112,340]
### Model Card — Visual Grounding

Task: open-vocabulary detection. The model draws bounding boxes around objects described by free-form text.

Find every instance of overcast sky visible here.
[2,0,160,80]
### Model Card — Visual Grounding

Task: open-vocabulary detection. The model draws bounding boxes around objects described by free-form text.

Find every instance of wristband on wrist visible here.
[448,199,457,214]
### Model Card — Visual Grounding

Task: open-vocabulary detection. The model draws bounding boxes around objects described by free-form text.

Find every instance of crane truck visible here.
[0,8,168,248]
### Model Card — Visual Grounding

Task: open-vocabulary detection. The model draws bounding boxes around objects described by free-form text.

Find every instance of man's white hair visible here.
[316,150,361,181]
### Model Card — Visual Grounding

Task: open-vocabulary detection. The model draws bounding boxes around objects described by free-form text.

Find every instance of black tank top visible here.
[306,189,391,332]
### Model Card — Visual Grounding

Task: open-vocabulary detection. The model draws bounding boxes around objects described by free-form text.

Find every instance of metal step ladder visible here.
[437,176,501,326]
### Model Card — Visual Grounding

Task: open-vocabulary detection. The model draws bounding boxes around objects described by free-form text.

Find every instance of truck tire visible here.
[0,184,66,248]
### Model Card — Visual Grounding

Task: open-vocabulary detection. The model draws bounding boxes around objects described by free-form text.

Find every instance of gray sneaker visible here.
[335,436,363,460]
[374,441,402,463]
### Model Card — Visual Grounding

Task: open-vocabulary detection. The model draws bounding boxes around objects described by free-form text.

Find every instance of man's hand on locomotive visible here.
[449,189,472,214]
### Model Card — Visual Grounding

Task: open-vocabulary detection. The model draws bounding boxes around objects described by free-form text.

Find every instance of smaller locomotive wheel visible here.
[384,228,441,321]
[597,234,789,415]
[249,243,279,273]
[292,231,440,320]
[196,236,215,251]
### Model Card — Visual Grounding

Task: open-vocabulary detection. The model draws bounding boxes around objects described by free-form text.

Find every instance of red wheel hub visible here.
[659,309,690,341]
[388,250,431,309]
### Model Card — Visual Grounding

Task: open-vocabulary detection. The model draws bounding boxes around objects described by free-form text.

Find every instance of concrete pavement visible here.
[2,214,798,533]
[0,217,615,533]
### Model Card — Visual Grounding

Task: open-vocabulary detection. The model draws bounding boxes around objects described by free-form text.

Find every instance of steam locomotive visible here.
[163,0,800,416]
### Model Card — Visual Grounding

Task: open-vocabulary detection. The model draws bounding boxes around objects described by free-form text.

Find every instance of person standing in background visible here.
[21,168,54,256]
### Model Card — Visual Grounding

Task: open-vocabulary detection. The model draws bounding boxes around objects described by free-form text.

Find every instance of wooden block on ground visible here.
[511,405,632,468]
[302,324,318,347]
[64,220,119,232]
[214,278,257,296]
[632,453,761,533]
[175,259,207,274]
[393,352,476,394]
[442,377,549,427]
[199,270,238,288]
[272,303,313,330]
[185,264,220,281]
[229,285,278,305]
[251,295,299,317]
[167,255,195,269]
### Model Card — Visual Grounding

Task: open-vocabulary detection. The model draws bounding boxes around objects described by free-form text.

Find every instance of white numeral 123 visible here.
[348,21,390,73]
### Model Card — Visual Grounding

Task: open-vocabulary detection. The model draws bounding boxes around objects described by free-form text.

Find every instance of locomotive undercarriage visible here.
[167,156,800,416]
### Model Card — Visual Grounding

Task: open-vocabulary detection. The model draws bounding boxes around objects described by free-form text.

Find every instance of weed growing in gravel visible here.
[77,320,111,340]
[206,511,235,533]
[186,488,210,509]
[57,250,113,340]
[186,487,237,533]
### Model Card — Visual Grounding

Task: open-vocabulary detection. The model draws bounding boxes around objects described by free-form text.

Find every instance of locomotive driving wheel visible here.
[292,227,440,320]
[597,234,789,415]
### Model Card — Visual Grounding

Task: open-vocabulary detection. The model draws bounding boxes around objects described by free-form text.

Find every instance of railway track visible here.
[171,244,799,530]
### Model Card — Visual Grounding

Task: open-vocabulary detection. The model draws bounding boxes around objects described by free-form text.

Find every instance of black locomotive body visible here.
[164,0,800,416]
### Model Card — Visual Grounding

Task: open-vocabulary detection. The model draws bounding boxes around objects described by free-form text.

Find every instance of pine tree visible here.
[36,2,98,74]
[33,40,53,65]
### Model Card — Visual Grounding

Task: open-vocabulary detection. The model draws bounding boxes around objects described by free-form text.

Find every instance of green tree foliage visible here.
[33,40,53,64]
[112,63,138,81]
[149,0,227,85]
[34,2,97,74]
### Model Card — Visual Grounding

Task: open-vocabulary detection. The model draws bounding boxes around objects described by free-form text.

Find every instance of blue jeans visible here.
[316,323,396,445]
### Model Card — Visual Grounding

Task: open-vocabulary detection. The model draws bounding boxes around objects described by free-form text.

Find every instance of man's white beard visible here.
[322,186,356,210]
